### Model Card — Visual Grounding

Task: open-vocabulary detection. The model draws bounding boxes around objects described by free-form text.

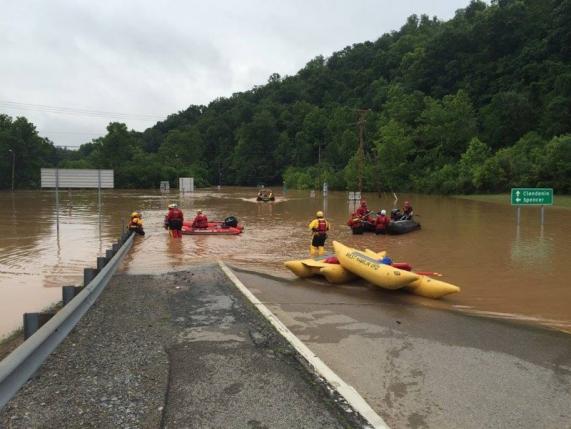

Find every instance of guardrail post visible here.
[62,286,76,306]
[106,249,114,260]
[1,233,135,411]
[23,313,55,340]
[84,268,98,286]
[112,243,119,253]
[62,286,83,306]
[97,257,107,271]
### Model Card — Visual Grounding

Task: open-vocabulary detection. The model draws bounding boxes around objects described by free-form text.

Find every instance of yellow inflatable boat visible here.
[284,249,386,284]
[404,276,460,299]
[333,241,420,290]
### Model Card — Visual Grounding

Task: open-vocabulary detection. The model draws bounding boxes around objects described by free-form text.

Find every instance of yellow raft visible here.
[285,241,461,299]
[332,241,460,298]
[404,276,460,299]
[284,249,386,284]
[333,241,419,289]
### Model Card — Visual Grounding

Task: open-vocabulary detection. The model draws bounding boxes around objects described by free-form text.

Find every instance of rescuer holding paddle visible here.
[308,210,330,256]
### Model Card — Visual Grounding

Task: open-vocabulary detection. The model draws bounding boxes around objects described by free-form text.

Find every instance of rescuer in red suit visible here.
[191,210,209,228]
[164,203,184,238]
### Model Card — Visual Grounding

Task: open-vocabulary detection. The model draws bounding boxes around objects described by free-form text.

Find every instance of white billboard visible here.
[41,169,114,189]
[179,177,194,193]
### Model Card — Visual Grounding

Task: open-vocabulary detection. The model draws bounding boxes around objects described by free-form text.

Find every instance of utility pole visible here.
[356,109,369,193]
[8,149,15,192]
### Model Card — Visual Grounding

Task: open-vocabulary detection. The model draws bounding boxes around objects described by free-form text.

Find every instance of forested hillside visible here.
[2,0,571,192]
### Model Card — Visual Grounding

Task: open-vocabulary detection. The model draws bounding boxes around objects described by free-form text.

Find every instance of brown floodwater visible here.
[1,187,570,338]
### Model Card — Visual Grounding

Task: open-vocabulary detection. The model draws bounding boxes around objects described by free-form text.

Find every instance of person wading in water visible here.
[164,203,184,238]
[308,210,330,256]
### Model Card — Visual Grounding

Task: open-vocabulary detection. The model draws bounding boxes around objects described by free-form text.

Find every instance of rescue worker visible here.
[374,209,390,235]
[356,200,370,219]
[308,210,330,256]
[128,211,145,236]
[402,201,414,220]
[390,208,402,221]
[191,210,209,228]
[164,203,184,238]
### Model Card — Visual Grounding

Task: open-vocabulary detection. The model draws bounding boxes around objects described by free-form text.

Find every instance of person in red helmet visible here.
[402,201,414,220]
[164,203,184,238]
[356,199,370,220]
[191,210,209,228]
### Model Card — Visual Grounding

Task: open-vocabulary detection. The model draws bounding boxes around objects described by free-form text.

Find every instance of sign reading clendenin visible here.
[510,188,553,205]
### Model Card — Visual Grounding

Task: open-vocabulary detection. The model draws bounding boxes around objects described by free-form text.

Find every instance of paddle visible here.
[415,271,443,277]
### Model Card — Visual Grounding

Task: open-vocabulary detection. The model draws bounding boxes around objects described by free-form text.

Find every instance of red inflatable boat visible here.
[181,220,244,235]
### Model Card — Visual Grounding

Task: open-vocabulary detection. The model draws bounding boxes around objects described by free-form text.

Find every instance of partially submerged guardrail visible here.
[0,231,134,410]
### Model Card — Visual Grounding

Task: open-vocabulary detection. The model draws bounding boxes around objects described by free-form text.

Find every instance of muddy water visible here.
[1,188,570,338]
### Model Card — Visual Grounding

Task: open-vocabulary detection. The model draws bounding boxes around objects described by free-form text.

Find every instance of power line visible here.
[43,131,105,135]
[0,100,165,121]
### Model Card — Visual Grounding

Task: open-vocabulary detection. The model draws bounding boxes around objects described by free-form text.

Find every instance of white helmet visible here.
[168,203,178,209]
[380,209,386,215]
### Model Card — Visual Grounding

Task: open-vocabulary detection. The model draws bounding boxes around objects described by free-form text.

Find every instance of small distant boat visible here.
[256,190,275,202]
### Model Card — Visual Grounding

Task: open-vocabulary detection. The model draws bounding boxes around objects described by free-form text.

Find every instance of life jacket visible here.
[129,218,143,229]
[313,219,328,235]
[165,208,184,229]
[375,215,390,230]
[193,215,208,228]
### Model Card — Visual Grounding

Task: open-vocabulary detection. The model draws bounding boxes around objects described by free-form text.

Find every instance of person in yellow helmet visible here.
[308,210,330,256]
[128,211,145,236]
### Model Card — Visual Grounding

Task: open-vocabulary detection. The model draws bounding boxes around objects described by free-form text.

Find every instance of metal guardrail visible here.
[0,233,134,410]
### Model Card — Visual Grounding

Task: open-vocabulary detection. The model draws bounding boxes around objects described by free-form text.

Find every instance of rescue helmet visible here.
[131,211,140,218]
[380,209,386,215]
[168,203,177,209]
[316,210,324,218]
[404,201,410,207]
[197,209,203,214]
[380,256,393,265]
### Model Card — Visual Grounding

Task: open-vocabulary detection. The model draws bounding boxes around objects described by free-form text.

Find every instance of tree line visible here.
[1,0,570,193]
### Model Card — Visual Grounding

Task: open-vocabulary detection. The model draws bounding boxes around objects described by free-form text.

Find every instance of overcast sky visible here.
[0,0,471,148]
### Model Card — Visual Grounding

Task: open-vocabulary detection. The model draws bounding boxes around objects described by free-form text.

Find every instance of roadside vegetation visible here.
[1,0,570,193]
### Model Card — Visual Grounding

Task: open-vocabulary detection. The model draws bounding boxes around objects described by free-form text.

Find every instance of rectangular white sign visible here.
[41,169,114,188]
[179,177,194,193]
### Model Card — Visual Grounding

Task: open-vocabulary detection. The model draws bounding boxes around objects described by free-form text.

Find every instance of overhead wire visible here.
[0,100,165,121]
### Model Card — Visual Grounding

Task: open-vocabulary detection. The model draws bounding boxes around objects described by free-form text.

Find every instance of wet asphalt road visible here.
[234,268,571,429]
[1,266,360,428]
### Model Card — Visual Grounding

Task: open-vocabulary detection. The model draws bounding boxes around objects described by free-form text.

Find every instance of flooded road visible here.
[1,187,570,337]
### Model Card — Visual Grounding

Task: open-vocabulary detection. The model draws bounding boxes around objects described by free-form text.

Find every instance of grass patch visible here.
[453,194,571,209]
[0,328,24,361]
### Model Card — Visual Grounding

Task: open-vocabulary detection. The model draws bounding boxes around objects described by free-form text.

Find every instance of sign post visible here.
[41,169,114,233]
[510,188,553,225]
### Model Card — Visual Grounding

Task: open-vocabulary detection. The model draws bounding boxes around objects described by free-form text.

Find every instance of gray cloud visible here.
[0,0,471,147]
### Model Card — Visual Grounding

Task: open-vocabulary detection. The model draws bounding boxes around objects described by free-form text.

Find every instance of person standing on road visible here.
[164,203,184,238]
[308,210,330,256]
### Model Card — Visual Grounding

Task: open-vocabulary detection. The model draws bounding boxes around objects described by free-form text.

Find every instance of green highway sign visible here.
[511,188,553,205]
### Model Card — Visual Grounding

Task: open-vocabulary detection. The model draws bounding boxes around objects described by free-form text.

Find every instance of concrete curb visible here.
[218,260,389,429]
